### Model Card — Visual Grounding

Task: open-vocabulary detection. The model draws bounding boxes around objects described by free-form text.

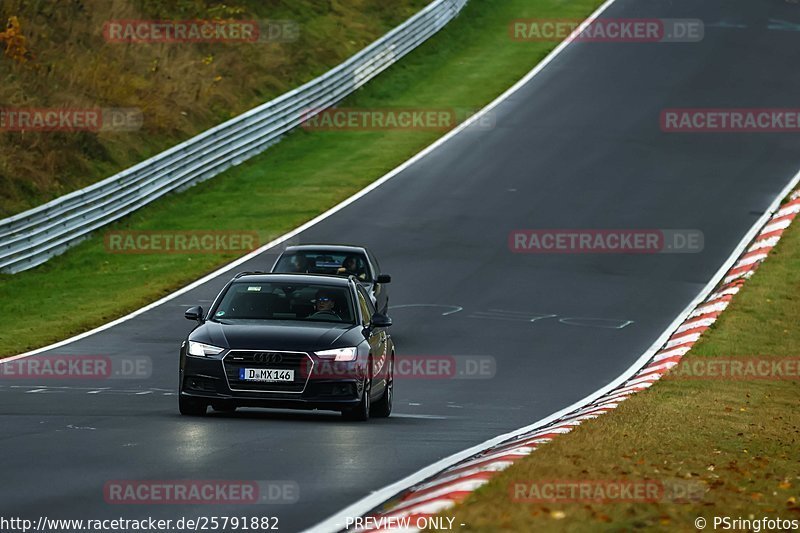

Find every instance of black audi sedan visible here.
[179,272,394,421]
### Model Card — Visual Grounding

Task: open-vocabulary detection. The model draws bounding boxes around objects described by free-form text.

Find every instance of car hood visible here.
[191,320,357,352]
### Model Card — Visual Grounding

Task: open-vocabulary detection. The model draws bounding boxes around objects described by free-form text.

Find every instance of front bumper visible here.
[180,350,365,411]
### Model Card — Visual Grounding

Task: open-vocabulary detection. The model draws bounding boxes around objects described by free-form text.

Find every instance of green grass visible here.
[428,200,800,531]
[0,0,606,357]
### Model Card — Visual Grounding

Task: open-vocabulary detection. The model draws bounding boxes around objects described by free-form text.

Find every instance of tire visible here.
[343,377,371,421]
[179,395,208,416]
[370,357,393,418]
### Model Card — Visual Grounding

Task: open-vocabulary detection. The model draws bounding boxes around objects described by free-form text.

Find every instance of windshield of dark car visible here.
[211,282,355,324]
[273,251,371,281]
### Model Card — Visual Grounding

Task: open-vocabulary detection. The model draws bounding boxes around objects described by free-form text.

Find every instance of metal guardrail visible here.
[0,0,468,273]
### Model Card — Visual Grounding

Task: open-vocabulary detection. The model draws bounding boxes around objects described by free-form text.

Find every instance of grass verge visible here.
[429,198,800,531]
[0,0,605,358]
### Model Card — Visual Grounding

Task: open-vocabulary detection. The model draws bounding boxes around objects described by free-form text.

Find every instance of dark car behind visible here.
[270,244,391,314]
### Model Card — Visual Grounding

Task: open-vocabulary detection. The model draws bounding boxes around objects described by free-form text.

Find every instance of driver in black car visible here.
[337,255,366,280]
[308,290,341,320]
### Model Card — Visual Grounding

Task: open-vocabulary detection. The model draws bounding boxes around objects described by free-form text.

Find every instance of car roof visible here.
[231,272,352,287]
[282,244,368,254]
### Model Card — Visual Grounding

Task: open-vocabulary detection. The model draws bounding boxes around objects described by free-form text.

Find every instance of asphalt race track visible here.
[2,0,800,531]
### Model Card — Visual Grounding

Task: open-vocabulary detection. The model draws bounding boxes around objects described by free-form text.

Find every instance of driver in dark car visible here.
[308,290,341,320]
[337,255,366,280]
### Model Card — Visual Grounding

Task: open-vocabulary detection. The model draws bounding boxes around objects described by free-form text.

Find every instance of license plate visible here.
[239,368,294,382]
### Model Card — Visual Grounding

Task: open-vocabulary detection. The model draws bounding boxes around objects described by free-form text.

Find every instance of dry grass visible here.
[0,0,427,216]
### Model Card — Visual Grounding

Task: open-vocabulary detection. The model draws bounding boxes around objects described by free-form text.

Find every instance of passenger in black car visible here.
[291,254,310,273]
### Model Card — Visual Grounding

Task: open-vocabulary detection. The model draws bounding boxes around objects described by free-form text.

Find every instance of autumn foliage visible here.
[0,16,32,63]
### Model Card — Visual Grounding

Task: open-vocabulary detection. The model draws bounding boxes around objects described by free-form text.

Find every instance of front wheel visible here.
[370,358,393,418]
[342,378,371,421]
[179,395,208,416]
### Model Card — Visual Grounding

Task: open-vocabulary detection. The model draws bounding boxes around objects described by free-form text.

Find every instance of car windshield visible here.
[211,282,355,324]
[273,251,371,281]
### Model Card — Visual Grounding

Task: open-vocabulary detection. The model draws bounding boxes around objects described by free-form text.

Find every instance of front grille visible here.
[223,350,313,393]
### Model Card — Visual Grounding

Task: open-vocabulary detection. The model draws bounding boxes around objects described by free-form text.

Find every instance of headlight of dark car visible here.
[187,341,225,357]
[315,347,358,362]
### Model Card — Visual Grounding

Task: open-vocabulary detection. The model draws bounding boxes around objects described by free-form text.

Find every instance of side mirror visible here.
[376,274,391,284]
[371,313,392,328]
[185,306,204,322]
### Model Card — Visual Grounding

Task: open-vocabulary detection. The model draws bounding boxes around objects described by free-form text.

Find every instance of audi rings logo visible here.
[253,352,283,364]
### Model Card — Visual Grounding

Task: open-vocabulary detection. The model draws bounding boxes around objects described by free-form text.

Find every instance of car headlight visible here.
[315,347,358,362]
[187,341,225,357]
